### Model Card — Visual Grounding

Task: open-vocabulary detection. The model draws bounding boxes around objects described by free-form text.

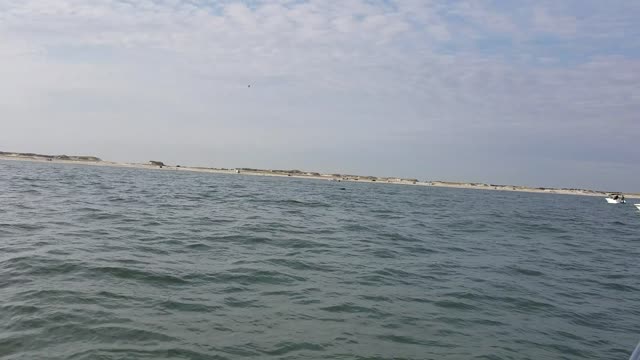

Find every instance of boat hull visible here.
[606,198,625,204]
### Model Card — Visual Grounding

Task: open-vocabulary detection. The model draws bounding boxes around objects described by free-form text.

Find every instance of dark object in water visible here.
[340,187,346,190]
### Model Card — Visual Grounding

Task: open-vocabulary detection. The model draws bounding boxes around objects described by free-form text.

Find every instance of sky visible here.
[0,0,639,191]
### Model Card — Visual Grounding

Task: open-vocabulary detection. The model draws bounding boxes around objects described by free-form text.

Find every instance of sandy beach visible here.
[425,181,640,198]
[1,152,638,199]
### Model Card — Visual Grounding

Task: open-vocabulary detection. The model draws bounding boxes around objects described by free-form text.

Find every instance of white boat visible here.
[606,198,625,204]
[635,204,640,211]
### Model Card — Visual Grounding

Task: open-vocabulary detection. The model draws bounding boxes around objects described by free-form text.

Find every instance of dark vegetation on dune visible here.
[0,151,101,162]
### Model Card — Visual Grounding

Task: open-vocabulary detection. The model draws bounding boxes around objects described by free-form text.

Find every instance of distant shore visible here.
[1,151,638,199]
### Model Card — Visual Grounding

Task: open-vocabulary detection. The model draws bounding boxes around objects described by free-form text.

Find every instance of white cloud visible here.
[532,6,578,37]
[451,0,519,35]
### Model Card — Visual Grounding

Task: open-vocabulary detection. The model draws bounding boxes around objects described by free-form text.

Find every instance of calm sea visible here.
[1,160,639,360]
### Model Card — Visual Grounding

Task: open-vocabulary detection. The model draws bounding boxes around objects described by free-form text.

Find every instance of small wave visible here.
[87,266,188,286]
[373,267,432,282]
[358,295,393,303]
[433,300,478,310]
[263,341,325,356]
[501,296,557,313]
[469,318,506,327]
[264,258,335,272]
[568,311,614,329]
[594,281,637,292]
[1,304,40,320]
[507,265,545,277]
[444,246,467,252]
[224,297,263,308]
[68,347,227,360]
[157,300,221,313]
[192,268,306,286]
[1,256,82,276]
[399,245,439,255]
[219,344,261,357]
[355,274,412,286]
[601,273,628,279]
[320,303,388,318]
[342,223,372,232]
[377,334,424,345]
[553,330,585,341]
[1,223,46,231]
[185,242,212,250]
[368,248,400,258]
[381,232,421,243]
[207,234,272,245]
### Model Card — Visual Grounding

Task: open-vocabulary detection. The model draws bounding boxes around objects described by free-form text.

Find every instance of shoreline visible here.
[1,154,638,199]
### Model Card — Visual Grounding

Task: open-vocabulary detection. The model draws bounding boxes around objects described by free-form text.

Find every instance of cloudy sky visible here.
[1,1,639,191]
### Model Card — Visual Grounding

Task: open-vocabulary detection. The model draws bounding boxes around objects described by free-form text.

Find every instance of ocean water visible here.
[1,160,639,360]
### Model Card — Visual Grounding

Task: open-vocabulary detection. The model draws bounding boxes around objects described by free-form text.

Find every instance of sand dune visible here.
[1,151,637,199]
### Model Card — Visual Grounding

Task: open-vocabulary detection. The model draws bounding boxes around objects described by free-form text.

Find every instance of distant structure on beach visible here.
[149,161,165,168]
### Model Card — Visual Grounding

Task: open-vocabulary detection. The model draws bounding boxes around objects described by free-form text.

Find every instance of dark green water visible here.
[1,160,639,359]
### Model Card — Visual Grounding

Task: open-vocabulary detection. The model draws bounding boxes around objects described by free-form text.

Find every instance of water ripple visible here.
[1,160,639,359]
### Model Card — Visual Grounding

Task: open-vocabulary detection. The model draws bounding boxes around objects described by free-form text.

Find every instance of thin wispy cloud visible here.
[0,0,638,190]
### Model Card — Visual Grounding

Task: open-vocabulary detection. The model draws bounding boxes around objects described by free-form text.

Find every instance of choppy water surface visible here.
[1,160,639,360]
